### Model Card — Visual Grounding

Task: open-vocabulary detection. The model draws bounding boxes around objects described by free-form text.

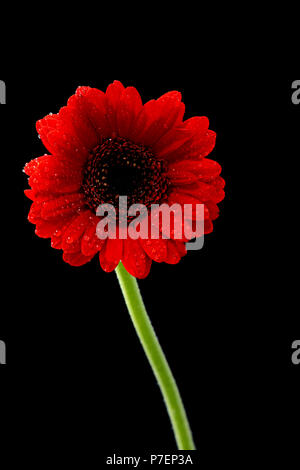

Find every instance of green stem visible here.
[115,262,196,450]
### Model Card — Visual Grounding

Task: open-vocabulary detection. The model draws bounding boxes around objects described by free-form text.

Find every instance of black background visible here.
[0,75,299,465]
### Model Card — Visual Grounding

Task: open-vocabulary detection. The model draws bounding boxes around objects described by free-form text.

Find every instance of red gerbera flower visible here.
[24,80,225,279]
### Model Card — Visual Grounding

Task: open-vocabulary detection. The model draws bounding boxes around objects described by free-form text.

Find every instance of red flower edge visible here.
[24,81,225,278]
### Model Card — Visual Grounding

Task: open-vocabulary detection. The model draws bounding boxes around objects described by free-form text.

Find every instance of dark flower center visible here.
[82,137,169,213]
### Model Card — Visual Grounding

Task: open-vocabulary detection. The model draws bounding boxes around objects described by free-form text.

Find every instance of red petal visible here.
[62,211,94,253]
[63,251,94,266]
[168,191,202,206]
[161,117,216,161]
[106,80,125,104]
[174,240,187,257]
[184,116,210,132]
[36,115,87,163]
[122,239,152,279]
[24,189,36,201]
[41,193,86,220]
[59,100,99,149]
[165,240,182,265]
[28,201,42,223]
[50,217,75,249]
[99,239,123,272]
[36,114,59,150]
[27,155,82,195]
[167,165,199,184]
[24,155,53,176]
[81,218,106,257]
[139,238,167,263]
[75,87,111,138]
[175,181,225,203]
[105,81,125,136]
[116,87,143,139]
[35,215,73,239]
[29,177,81,196]
[213,176,226,189]
[204,218,214,234]
[205,201,220,221]
[132,91,185,146]
[169,159,222,182]
[152,127,191,156]
[167,191,210,226]
[45,129,88,163]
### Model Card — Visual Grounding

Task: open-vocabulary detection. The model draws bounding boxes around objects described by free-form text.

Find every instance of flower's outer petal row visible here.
[165,240,183,264]
[28,206,80,251]
[59,100,99,150]
[99,239,123,272]
[41,193,86,220]
[167,191,214,236]
[174,241,187,258]
[167,167,199,185]
[167,148,224,233]
[27,190,105,260]
[81,218,106,257]
[63,251,94,267]
[25,154,81,175]
[34,215,74,239]
[80,81,144,140]
[140,239,186,266]
[28,198,50,224]
[122,239,152,279]
[116,87,143,139]
[26,191,87,255]
[36,84,129,165]
[51,217,76,249]
[204,201,220,221]
[130,91,185,147]
[152,127,192,157]
[76,83,184,147]
[75,86,111,138]
[160,117,216,161]
[36,116,88,165]
[139,238,168,263]
[26,155,82,195]
[174,179,225,204]
[76,83,143,144]
[62,211,95,253]
[24,189,36,201]
[25,155,97,253]
[35,115,59,150]
[24,155,52,176]
[29,176,81,195]
[105,81,126,135]
[184,116,210,133]
[168,159,222,183]
[167,192,207,215]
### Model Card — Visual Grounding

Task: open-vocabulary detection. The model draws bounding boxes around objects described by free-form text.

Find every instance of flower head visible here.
[25,81,225,278]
